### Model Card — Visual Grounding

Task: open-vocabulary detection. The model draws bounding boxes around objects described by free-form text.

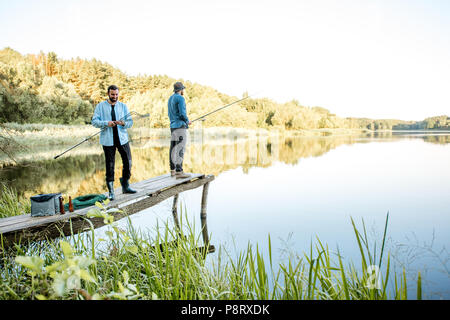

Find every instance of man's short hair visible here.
[107,85,119,93]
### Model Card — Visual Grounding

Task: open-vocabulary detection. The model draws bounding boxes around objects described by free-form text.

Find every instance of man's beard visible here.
[109,97,118,102]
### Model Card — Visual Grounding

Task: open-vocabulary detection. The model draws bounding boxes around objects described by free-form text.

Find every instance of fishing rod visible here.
[54,92,258,159]
[54,111,150,159]
[190,93,258,123]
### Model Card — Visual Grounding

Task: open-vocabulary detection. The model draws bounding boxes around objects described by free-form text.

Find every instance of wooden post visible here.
[200,182,210,248]
[171,194,181,235]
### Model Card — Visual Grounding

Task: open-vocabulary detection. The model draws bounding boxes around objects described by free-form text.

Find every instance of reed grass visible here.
[0,183,30,218]
[1,122,364,148]
[0,201,423,300]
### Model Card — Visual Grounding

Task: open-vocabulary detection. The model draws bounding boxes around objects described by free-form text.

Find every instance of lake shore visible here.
[1,122,368,146]
[0,123,368,166]
[3,123,449,166]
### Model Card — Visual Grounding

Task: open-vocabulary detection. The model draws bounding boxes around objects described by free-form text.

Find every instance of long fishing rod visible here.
[54,111,150,159]
[190,93,257,123]
[54,92,257,159]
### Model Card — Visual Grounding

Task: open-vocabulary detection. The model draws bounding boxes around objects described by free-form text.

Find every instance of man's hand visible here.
[114,120,125,126]
[188,121,192,126]
[107,121,116,127]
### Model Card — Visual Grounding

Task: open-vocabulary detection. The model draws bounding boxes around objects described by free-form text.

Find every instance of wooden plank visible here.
[0,174,203,232]
[0,215,32,227]
[0,174,211,243]
[0,173,205,232]
[0,179,205,233]
[0,174,215,249]
[0,174,174,228]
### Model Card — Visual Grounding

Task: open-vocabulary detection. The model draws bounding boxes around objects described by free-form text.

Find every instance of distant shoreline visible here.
[1,124,449,168]
[2,122,450,147]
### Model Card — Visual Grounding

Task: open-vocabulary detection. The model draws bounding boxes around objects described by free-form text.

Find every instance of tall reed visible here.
[0,183,30,218]
[0,201,423,300]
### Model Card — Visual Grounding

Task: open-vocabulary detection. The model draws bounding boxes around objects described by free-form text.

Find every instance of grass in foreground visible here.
[0,183,30,219]
[0,200,421,300]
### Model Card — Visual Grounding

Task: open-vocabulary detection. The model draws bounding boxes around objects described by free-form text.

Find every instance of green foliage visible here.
[0,48,358,130]
[6,199,145,300]
[1,48,447,131]
[0,195,424,300]
[37,76,92,124]
[410,115,450,130]
[14,240,97,299]
[357,115,450,131]
[0,183,30,218]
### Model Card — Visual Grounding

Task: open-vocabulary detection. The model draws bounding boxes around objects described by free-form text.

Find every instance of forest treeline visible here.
[0,48,448,130]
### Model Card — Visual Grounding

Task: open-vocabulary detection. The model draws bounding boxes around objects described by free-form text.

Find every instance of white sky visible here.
[0,0,449,120]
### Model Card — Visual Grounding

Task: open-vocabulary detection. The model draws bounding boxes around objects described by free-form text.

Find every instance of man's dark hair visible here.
[107,85,119,93]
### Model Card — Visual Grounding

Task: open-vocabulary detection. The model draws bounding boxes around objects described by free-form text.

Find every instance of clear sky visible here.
[0,0,449,120]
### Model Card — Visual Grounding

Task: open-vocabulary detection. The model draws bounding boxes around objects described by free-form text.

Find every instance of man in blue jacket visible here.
[168,82,191,179]
[92,85,137,200]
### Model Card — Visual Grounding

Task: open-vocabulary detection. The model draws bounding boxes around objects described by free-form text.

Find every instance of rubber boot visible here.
[106,181,115,201]
[120,177,137,194]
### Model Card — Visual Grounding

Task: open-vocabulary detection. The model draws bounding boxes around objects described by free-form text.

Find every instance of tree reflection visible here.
[1,130,449,198]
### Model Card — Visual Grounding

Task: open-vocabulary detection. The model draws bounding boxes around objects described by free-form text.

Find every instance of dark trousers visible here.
[169,127,187,172]
[103,142,132,182]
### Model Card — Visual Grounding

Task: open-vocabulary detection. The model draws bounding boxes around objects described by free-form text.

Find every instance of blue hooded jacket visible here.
[168,93,189,129]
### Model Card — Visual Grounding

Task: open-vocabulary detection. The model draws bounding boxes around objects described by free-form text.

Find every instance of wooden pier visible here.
[0,173,215,253]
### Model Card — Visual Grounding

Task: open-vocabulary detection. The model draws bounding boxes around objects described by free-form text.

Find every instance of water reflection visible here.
[1,129,449,298]
[1,130,449,199]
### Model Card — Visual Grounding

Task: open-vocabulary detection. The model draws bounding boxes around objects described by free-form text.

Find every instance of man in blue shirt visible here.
[168,82,191,179]
[92,85,137,200]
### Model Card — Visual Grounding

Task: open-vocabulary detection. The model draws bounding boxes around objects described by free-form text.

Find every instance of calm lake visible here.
[1,129,449,299]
